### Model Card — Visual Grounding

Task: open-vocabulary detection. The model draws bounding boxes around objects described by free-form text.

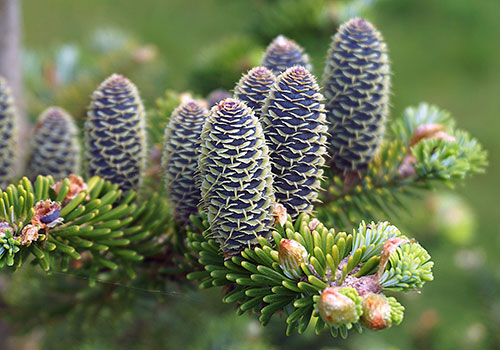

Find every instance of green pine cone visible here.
[0,76,17,189]
[162,100,208,225]
[322,18,390,174]
[85,74,146,192]
[234,66,275,120]
[262,66,328,219]
[199,98,275,256]
[261,35,312,75]
[26,107,81,181]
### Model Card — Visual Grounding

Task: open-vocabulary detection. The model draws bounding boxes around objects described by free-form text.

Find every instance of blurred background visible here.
[1,0,499,349]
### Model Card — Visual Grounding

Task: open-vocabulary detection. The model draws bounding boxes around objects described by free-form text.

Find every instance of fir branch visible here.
[319,103,487,228]
[186,212,433,339]
[0,175,172,277]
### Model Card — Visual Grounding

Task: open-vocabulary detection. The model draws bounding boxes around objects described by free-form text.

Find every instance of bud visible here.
[278,239,308,279]
[51,174,89,204]
[360,293,392,330]
[409,123,455,147]
[32,200,63,228]
[20,224,40,246]
[273,203,288,228]
[318,287,362,327]
[377,237,410,277]
[0,221,14,237]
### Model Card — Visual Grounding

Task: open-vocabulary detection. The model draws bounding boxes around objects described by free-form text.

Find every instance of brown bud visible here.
[318,287,360,327]
[360,293,392,330]
[52,174,89,204]
[398,155,417,178]
[32,200,63,228]
[0,221,14,237]
[273,203,288,227]
[308,218,321,231]
[377,237,410,277]
[410,123,455,147]
[20,224,40,246]
[278,239,308,279]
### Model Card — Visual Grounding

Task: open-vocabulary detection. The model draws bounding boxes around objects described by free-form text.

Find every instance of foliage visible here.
[319,103,487,228]
[0,6,490,348]
[187,214,431,339]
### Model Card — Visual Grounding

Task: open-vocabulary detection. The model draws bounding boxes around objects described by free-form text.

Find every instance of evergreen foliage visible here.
[187,213,431,339]
[0,15,489,344]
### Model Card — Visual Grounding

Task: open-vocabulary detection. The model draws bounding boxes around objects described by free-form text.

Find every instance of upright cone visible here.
[162,100,207,225]
[26,107,80,181]
[199,98,275,256]
[262,66,328,219]
[0,76,16,189]
[85,74,146,192]
[322,18,390,174]
[234,66,275,120]
[261,35,311,75]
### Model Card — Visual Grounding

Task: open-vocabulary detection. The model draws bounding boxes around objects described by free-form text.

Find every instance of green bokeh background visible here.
[13,0,500,349]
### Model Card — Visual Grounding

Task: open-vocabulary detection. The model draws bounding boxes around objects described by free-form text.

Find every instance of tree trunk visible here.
[0,0,30,174]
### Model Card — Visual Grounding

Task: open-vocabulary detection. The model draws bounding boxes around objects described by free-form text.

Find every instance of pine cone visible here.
[0,76,16,189]
[26,107,80,181]
[234,66,275,120]
[262,66,328,219]
[261,35,312,75]
[199,98,275,256]
[85,74,146,192]
[322,18,390,174]
[162,100,208,225]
